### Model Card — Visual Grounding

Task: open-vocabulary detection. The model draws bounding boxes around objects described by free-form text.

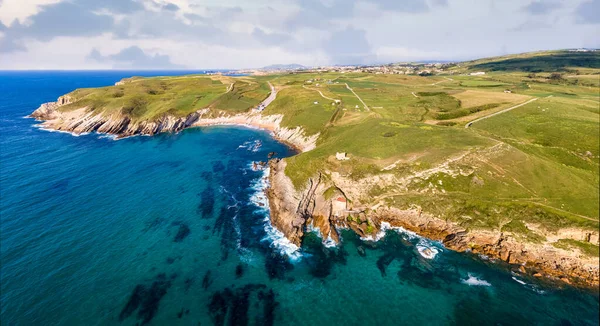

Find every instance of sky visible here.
[0,0,598,70]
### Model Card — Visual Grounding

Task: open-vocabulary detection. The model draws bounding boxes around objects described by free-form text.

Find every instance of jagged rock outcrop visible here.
[30,96,319,151]
[266,159,340,246]
[32,105,200,138]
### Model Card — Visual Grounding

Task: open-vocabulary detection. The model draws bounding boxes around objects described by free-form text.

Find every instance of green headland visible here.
[31,50,600,286]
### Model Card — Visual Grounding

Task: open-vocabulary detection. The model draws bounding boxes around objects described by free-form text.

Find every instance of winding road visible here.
[260,82,277,107]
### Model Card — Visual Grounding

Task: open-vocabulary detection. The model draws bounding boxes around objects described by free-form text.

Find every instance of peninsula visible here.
[31,50,600,287]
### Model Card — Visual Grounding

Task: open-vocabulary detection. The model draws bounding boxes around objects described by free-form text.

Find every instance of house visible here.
[314,101,319,105]
[469,71,486,76]
[504,90,512,93]
[336,152,349,160]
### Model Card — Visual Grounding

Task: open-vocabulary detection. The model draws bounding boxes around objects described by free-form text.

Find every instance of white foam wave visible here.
[361,222,443,259]
[322,233,337,248]
[34,124,88,137]
[249,168,302,261]
[98,134,118,140]
[511,276,527,285]
[416,239,440,260]
[262,218,302,261]
[511,275,547,295]
[237,139,262,152]
[461,273,492,287]
[361,221,421,242]
[306,222,339,248]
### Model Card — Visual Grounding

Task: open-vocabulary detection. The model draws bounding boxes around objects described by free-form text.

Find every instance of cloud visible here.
[1,0,599,69]
[511,20,554,32]
[78,0,143,14]
[0,34,26,52]
[162,3,179,12]
[252,27,290,46]
[8,2,113,41]
[323,26,374,65]
[0,0,145,47]
[365,0,430,13]
[523,1,562,15]
[575,0,600,24]
[429,0,449,7]
[285,0,355,30]
[87,46,185,69]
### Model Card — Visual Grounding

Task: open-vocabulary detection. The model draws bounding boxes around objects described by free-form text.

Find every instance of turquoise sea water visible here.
[0,71,598,326]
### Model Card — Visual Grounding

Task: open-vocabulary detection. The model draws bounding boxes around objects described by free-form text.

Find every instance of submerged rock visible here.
[208,284,278,326]
[119,273,173,325]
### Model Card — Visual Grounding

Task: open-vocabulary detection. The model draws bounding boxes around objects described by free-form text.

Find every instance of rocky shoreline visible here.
[266,159,600,289]
[30,96,318,152]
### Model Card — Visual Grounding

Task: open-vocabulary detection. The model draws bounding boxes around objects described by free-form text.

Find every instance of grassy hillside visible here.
[261,55,599,236]
[50,50,600,239]
[59,75,270,121]
[456,50,600,72]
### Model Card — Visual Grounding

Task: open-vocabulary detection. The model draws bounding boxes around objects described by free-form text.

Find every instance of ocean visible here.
[0,71,598,325]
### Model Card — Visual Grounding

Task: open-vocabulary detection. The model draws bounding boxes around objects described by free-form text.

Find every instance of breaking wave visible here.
[362,222,443,259]
[237,139,262,152]
[248,167,302,261]
[461,273,492,287]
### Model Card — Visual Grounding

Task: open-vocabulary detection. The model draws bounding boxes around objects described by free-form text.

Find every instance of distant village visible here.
[233,48,597,77]
[238,61,460,76]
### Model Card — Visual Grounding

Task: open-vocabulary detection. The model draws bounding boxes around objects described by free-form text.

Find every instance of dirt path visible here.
[430,77,454,86]
[302,85,340,102]
[345,83,370,111]
[465,98,538,128]
[523,201,599,222]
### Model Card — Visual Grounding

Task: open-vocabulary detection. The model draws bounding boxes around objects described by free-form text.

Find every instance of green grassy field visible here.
[53,50,600,240]
[264,51,599,238]
[59,75,270,121]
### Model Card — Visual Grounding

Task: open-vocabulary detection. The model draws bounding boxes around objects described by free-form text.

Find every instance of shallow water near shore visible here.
[1,71,598,325]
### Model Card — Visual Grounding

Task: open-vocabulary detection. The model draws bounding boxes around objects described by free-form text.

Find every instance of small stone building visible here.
[336,152,349,161]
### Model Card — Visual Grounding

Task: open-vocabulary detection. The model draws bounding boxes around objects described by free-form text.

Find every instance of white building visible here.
[336,152,349,161]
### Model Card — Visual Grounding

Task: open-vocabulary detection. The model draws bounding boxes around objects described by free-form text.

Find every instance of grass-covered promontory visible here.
[47,50,600,245]
[59,75,271,121]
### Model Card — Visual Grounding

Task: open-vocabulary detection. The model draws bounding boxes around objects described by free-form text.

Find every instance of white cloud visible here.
[0,0,597,69]
[375,46,443,62]
[0,0,62,25]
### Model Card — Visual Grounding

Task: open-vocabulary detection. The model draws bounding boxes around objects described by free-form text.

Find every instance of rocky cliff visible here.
[30,96,318,152]
[266,158,600,288]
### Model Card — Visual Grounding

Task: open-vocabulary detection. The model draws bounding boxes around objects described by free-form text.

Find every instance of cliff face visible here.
[266,158,600,288]
[267,159,340,247]
[30,97,318,152]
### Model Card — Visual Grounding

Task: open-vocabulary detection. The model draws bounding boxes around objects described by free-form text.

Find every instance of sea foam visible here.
[362,222,443,259]
[461,273,492,287]
[34,124,88,137]
[249,167,302,261]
